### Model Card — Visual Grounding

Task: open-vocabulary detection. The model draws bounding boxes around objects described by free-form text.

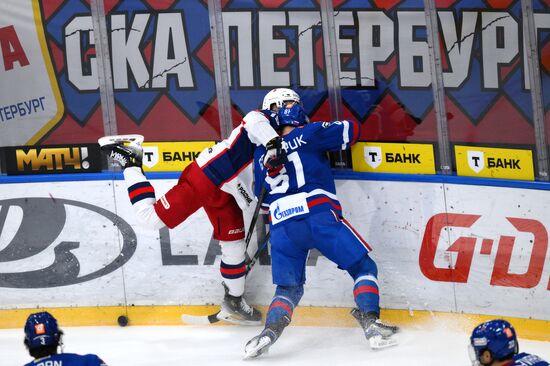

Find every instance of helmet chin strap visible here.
[57,333,64,354]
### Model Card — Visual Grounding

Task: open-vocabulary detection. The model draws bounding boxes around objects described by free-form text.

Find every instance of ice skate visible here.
[351,308,399,349]
[98,134,144,169]
[217,286,262,326]
[243,316,290,359]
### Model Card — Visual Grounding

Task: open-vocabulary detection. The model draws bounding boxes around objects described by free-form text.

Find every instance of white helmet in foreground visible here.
[262,88,301,111]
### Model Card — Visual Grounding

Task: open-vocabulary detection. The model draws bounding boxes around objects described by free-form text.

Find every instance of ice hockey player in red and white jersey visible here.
[98,89,297,325]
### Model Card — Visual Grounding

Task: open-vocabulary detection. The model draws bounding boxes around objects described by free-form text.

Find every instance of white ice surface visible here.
[2,324,549,366]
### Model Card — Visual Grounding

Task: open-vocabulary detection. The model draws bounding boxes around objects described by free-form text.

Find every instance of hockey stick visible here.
[245,231,270,274]
[181,188,268,326]
[244,185,267,257]
[181,311,222,325]
[180,233,271,325]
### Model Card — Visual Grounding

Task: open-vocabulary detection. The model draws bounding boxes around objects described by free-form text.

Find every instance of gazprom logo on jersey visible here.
[351,142,435,174]
[270,193,309,225]
[142,141,214,172]
[455,146,534,180]
[273,205,305,221]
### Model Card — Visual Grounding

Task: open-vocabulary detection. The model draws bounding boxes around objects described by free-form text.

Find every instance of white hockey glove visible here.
[98,134,144,169]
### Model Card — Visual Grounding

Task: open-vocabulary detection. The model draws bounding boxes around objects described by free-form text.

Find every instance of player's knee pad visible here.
[220,239,246,265]
[347,254,378,280]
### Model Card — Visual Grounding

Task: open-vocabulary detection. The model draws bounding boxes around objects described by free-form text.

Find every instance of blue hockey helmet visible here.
[469,319,518,364]
[24,312,62,350]
[259,109,280,130]
[276,104,309,130]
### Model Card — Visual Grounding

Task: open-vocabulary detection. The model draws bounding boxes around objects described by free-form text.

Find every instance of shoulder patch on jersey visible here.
[321,121,344,128]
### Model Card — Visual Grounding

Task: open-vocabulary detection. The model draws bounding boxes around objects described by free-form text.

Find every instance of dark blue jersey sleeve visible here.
[305,119,360,152]
[254,146,268,198]
[512,353,549,366]
[25,353,107,366]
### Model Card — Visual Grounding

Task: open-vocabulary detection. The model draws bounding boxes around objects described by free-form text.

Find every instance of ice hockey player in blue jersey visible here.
[243,94,399,359]
[469,319,548,366]
[23,312,107,366]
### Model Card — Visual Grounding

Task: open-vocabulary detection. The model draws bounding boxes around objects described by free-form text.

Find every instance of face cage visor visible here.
[468,344,482,366]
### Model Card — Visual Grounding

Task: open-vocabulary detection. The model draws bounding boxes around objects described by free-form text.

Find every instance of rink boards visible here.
[0,175,549,339]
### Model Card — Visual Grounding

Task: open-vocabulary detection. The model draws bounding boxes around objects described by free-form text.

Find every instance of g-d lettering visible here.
[419,213,549,290]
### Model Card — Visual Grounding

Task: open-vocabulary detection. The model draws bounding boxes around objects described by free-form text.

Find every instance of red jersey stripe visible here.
[220,265,246,275]
[308,197,342,211]
[341,217,373,251]
[269,300,293,316]
[128,186,155,200]
[353,285,379,297]
[200,125,245,169]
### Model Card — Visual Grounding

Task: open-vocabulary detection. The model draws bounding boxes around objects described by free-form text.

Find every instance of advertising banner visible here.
[351,142,435,174]
[1,144,102,175]
[142,141,214,172]
[0,0,63,146]
[0,0,547,166]
[1,177,549,321]
[454,145,534,180]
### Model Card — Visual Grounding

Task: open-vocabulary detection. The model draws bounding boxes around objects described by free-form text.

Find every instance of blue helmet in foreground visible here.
[24,312,62,350]
[276,104,309,130]
[469,319,518,364]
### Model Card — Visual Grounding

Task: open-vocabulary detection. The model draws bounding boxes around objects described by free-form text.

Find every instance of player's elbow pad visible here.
[133,198,166,230]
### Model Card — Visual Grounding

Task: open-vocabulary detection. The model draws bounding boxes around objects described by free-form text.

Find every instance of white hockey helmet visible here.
[262,88,301,111]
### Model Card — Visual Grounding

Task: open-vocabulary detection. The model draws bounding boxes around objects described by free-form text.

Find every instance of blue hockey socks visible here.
[265,285,304,327]
[353,275,380,316]
[347,255,380,315]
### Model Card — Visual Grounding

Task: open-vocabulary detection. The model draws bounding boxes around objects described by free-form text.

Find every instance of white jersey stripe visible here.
[341,120,350,150]
[354,275,379,287]
[306,188,339,201]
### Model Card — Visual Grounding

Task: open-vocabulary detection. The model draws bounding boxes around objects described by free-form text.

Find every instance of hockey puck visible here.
[117,315,128,327]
